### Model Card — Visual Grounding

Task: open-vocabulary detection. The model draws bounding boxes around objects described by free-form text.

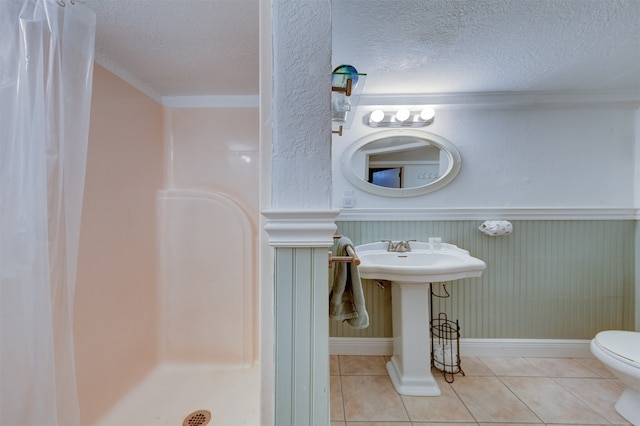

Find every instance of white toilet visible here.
[590,330,640,425]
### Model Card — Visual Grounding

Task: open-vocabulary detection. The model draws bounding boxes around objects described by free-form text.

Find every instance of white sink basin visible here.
[355,241,486,396]
[356,241,486,283]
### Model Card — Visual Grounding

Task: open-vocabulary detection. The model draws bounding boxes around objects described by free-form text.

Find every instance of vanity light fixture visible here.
[395,109,411,122]
[420,107,436,121]
[364,107,436,128]
[370,109,385,123]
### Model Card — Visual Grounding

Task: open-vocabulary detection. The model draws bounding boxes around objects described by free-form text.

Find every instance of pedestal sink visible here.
[356,241,486,396]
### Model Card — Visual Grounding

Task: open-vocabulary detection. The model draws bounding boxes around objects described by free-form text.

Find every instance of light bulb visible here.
[420,107,435,121]
[370,110,385,123]
[395,109,410,122]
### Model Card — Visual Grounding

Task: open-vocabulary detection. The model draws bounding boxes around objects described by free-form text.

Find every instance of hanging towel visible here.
[479,220,513,236]
[329,237,369,329]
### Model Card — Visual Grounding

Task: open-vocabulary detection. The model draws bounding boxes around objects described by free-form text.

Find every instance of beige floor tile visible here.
[501,376,609,424]
[574,357,617,378]
[341,375,410,422]
[450,376,540,423]
[608,377,627,390]
[554,378,631,425]
[333,355,628,426]
[339,355,388,375]
[478,357,545,377]
[526,357,601,378]
[459,357,494,376]
[331,375,345,421]
[331,355,341,376]
[402,377,475,422]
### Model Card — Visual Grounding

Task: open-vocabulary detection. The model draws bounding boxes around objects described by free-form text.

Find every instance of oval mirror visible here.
[340,130,461,197]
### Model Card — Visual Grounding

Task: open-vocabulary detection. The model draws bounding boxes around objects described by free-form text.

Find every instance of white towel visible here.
[329,237,369,329]
[479,220,513,236]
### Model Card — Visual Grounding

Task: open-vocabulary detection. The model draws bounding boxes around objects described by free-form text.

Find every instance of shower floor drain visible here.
[183,410,211,426]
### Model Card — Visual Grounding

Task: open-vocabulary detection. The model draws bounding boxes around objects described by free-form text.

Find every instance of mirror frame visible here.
[340,129,462,197]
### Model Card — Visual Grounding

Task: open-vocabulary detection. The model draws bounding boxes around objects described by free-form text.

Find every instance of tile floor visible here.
[330,355,631,426]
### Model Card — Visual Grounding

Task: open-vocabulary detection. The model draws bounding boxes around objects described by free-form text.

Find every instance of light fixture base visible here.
[364,108,436,128]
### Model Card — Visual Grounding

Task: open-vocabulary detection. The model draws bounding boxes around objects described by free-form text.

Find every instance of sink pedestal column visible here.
[386,281,441,396]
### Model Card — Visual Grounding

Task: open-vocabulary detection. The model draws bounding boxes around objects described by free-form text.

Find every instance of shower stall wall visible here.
[74,65,261,424]
[157,189,257,366]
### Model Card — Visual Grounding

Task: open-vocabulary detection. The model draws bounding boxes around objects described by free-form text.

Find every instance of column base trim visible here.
[262,209,340,247]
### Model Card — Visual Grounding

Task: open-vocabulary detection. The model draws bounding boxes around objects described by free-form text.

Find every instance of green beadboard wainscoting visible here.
[331,220,636,339]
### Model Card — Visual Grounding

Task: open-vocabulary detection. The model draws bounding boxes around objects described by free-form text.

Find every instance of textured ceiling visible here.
[82,0,260,98]
[82,0,640,100]
[333,0,640,95]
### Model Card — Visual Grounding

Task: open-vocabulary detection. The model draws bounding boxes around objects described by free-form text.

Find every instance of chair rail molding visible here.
[337,207,639,221]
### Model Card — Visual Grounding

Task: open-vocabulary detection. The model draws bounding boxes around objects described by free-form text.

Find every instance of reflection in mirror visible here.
[341,130,461,197]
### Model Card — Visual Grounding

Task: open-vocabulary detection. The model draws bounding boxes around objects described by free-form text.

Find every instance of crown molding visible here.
[94,58,638,110]
[162,95,260,108]
[359,90,640,110]
[95,56,260,108]
[95,54,163,104]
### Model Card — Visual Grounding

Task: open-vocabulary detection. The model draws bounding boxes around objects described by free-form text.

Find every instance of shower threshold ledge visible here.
[95,363,259,426]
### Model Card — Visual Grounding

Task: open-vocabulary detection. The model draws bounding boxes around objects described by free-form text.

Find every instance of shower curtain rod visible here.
[56,0,76,6]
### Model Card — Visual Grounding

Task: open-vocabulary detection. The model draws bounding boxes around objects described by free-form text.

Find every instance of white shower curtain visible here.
[0,1,95,424]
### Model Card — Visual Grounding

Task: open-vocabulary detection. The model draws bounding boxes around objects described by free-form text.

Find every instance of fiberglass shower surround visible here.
[156,189,257,366]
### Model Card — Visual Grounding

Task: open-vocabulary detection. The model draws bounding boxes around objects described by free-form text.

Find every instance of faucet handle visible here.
[381,239,395,251]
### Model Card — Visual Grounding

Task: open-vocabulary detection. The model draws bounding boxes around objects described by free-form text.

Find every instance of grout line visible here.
[447,375,481,425]
[338,356,346,423]
[494,375,545,424]
[396,381,411,423]
[571,356,605,377]
[475,356,497,376]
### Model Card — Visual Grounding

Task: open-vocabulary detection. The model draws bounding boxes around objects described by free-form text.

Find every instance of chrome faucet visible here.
[395,240,414,252]
[381,240,395,251]
[381,239,416,252]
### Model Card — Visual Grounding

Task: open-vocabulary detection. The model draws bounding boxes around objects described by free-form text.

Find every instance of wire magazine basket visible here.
[430,284,465,383]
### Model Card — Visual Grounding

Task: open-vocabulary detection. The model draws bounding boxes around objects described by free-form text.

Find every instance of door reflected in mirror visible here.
[340,130,461,197]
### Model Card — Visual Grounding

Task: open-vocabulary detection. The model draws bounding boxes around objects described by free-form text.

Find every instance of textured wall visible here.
[333,106,636,209]
[271,0,332,209]
[332,220,636,339]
